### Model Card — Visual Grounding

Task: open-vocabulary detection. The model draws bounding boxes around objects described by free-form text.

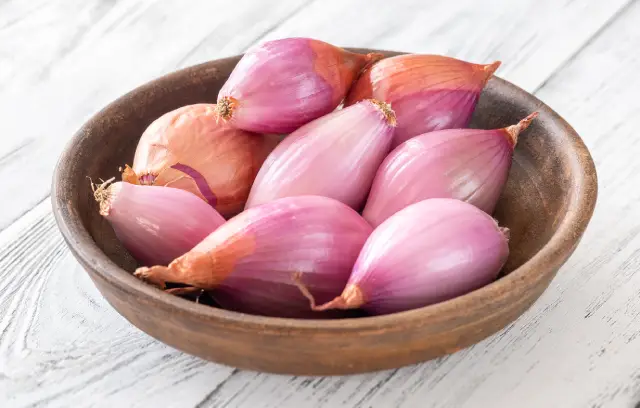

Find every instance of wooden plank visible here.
[0,0,629,232]
[1,0,639,407]
[260,0,630,91]
[0,202,235,407]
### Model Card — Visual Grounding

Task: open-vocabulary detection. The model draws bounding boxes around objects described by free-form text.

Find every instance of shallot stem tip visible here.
[368,99,397,127]
[215,96,237,121]
[311,296,348,312]
[134,266,171,289]
[292,271,357,311]
[293,274,365,312]
[292,271,319,309]
[483,61,502,78]
[505,111,539,146]
[121,164,139,185]
[363,52,385,69]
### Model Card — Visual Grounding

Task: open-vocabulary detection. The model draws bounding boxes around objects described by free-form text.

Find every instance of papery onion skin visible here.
[363,113,538,227]
[216,38,381,133]
[135,196,373,318]
[94,181,225,266]
[122,104,279,218]
[345,54,500,147]
[314,198,509,315]
[245,99,396,211]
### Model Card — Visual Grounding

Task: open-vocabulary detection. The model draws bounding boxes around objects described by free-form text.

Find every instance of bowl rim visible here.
[51,53,598,334]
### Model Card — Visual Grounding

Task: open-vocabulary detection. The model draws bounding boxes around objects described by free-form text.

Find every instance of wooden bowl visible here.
[51,49,597,375]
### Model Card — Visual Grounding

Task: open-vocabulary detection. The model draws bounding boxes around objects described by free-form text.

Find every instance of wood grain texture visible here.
[258,0,631,91]
[0,202,236,407]
[0,0,638,406]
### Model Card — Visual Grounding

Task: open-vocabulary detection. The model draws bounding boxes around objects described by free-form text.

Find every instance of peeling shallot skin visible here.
[122,104,278,218]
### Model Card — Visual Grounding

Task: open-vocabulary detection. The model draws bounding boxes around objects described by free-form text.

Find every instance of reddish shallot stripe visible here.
[170,163,217,207]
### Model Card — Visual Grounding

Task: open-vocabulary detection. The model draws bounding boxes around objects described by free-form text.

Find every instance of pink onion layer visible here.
[363,113,538,226]
[316,199,509,315]
[217,38,380,133]
[245,99,396,211]
[96,181,225,266]
[135,196,372,318]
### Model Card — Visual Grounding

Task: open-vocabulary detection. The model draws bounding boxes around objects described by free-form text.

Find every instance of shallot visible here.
[346,54,500,147]
[304,199,510,315]
[246,99,396,211]
[363,113,538,226]
[122,104,278,218]
[216,38,381,133]
[93,180,225,266]
[135,196,372,318]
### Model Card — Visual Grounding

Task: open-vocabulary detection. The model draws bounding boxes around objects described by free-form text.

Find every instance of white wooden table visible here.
[1,0,639,406]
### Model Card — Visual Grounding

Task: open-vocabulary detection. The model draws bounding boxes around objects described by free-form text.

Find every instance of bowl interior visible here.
[66,52,573,307]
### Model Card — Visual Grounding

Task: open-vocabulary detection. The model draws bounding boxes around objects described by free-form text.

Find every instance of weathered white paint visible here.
[1,0,639,407]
